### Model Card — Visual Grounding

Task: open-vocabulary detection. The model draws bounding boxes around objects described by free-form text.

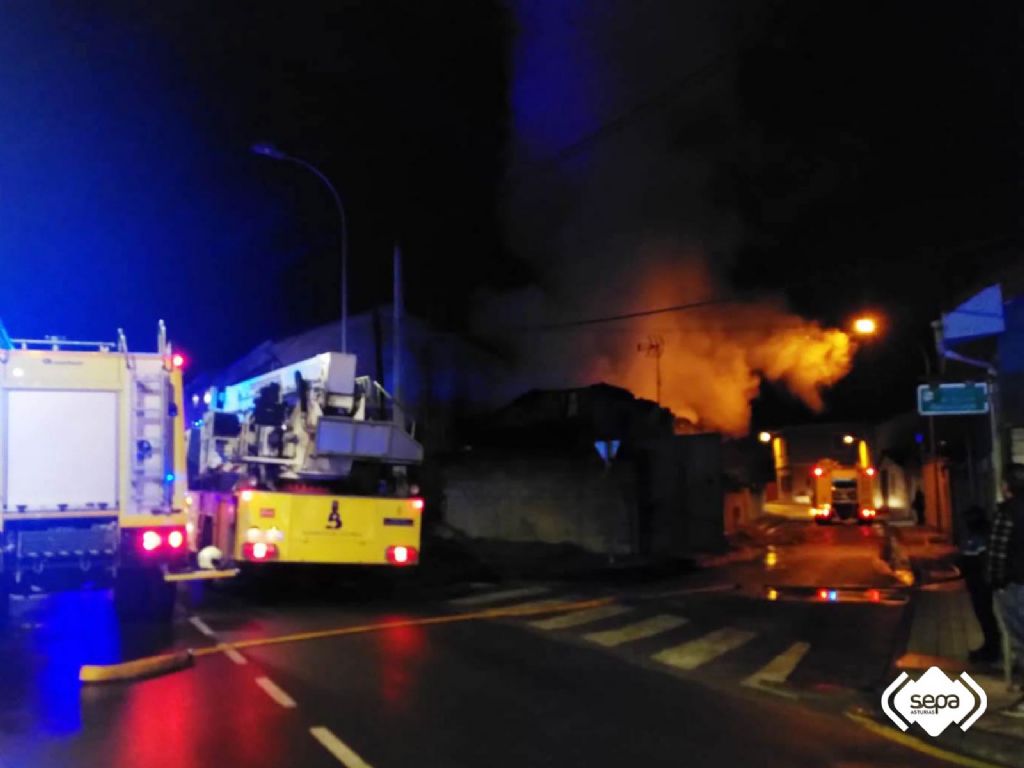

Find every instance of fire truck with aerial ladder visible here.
[0,321,423,624]
[187,349,424,573]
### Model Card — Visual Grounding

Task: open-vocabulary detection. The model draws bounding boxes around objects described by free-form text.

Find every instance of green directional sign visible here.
[917,382,989,416]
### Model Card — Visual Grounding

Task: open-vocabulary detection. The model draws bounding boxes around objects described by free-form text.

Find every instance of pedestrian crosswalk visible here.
[742,641,810,691]
[529,604,632,630]
[447,586,551,608]
[448,585,823,696]
[585,614,687,647]
[651,628,757,670]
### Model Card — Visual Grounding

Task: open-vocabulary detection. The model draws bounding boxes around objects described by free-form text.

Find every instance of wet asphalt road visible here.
[0,520,950,768]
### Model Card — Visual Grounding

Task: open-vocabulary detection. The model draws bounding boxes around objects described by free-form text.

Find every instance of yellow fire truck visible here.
[188,352,424,571]
[809,437,877,524]
[0,323,229,623]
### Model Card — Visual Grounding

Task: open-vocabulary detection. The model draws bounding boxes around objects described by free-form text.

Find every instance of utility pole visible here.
[637,335,664,405]
[393,243,403,427]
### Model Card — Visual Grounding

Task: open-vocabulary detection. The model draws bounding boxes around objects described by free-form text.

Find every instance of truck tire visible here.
[114,568,176,623]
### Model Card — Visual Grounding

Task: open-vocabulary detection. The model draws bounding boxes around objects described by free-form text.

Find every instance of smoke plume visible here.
[478,250,854,437]
[490,0,854,435]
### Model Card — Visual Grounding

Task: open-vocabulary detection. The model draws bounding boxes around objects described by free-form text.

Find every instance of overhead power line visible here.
[497,298,738,333]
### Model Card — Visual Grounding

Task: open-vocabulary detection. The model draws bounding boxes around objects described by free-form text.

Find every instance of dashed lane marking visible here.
[652,627,757,670]
[530,604,632,631]
[447,586,550,607]
[310,726,374,768]
[191,615,246,664]
[255,676,297,709]
[584,614,687,647]
[189,616,216,637]
[741,641,810,691]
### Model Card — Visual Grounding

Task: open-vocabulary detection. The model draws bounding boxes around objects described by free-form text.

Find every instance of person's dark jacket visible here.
[1008,495,1024,585]
[989,495,1024,587]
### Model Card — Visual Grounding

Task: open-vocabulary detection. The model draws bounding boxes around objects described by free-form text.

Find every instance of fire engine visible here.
[0,323,231,623]
[188,351,424,571]
[809,438,877,524]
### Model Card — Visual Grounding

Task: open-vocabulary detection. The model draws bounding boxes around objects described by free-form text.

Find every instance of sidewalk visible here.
[895,579,1024,765]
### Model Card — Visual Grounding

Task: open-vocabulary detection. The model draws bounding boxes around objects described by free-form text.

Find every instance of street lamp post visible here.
[251,142,349,354]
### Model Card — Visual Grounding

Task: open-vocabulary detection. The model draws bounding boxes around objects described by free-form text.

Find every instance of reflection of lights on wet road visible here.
[25,591,122,736]
[375,619,427,710]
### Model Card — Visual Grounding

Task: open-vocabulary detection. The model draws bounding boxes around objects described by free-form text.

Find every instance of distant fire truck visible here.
[767,428,878,524]
[809,438,877,524]
[188,351,424,571]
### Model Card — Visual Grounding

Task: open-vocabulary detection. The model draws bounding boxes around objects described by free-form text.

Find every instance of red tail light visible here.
[410,498,425,511]
[242,542,278,562]
[867,589,881,602]
[141,530,162,552]
[812,466,824,477]
[386,545,419,566]
[172,353,185,369]
[168,530,185,549]
[865,467,876,477]
[860,508,876,519]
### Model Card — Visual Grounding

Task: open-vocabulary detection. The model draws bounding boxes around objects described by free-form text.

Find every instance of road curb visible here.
[846,705,1020,768]
[79,649,194,684]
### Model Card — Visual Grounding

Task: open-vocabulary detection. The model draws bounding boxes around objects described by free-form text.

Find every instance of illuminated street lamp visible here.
[758,431,772,444]
[852,316,878,336]
[842,434,855,445]
[251,142,349,354]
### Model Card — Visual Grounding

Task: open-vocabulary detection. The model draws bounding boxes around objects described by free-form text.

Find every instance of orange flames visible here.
[479,253,855,436]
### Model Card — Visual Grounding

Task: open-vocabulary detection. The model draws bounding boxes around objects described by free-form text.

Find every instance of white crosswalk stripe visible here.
[741,642,810,690]
[529,604,633,630]
[652,627,756,670]
[447,586,550,608]
[584,614,687,647]
[493,598,576,616]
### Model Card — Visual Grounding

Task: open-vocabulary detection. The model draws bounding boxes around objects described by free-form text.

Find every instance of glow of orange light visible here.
[852,316,878,336]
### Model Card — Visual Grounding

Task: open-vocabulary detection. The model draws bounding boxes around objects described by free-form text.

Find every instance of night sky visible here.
[2,2,1021,425]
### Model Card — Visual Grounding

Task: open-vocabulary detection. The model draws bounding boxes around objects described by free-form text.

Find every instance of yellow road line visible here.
[180,596,614,658]
[845,711,1006,768]
[78,596,613,681]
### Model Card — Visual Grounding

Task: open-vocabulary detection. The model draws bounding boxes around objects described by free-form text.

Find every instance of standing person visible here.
[912,489,926,525]
[961,505,1001,663]
[989,463,1024,717]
